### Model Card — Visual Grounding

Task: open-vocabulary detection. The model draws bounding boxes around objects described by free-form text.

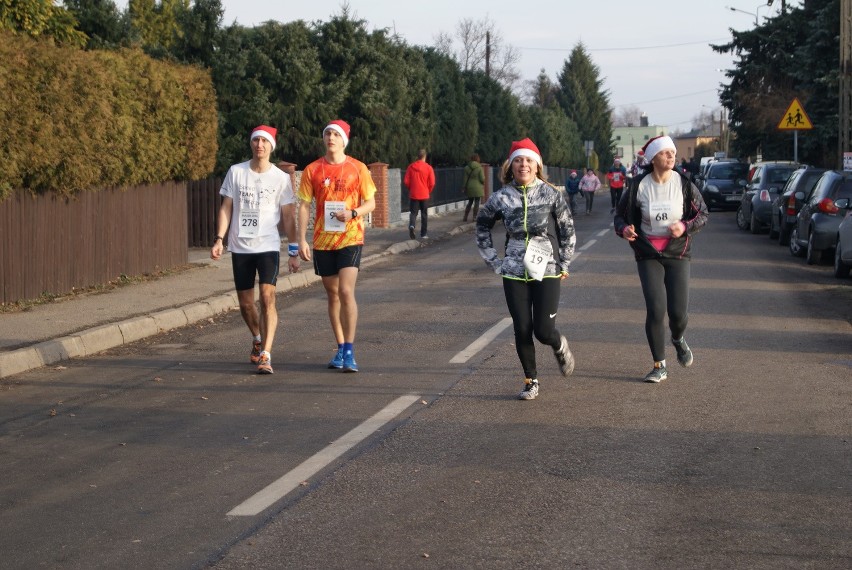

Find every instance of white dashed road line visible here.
[227,393,421,517]
[449,317,513,364]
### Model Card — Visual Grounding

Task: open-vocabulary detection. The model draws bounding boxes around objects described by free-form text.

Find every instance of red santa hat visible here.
[250,125,277,150]
[507,138,542,166]
[323,120,351,147]
[642,135,676,161]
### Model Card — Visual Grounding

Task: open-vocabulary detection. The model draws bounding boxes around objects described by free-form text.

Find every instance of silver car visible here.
[834,198,852,278]
[790,170,852,265]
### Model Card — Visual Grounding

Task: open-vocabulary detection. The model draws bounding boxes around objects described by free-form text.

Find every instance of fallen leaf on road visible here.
[49,409,57,417]
[201,396,209,400]
[54,366,67,371]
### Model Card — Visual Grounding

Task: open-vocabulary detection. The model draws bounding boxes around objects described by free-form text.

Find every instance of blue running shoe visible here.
[342,351,359,373]
[328,348,344,369]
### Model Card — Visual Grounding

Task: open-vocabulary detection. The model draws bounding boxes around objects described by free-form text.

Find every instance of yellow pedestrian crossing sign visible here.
[777,98,813,130]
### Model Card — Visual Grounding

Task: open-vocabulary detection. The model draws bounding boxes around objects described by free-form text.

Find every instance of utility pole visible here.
[485,31,491,79]
[841,0,852,168]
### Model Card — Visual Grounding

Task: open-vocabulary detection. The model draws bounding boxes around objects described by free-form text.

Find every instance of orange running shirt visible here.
[298,156,377,250]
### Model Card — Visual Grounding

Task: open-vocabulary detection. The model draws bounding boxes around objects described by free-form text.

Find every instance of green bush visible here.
[0,30,217,202]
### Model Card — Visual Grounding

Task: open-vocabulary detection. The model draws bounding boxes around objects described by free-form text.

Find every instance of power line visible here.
[517,39,730,53]
[613,89,719,108]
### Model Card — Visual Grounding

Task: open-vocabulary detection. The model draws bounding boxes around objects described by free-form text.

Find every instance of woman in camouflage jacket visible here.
[475,138,577,401]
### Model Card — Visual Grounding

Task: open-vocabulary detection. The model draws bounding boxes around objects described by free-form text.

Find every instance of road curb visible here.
[0,225,470,379]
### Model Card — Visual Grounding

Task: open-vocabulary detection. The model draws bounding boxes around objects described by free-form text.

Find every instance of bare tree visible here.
[612,105,644,127]
[433,16,521,91]
[692,107,720,134]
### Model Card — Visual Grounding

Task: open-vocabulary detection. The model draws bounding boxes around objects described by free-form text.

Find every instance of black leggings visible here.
[610,187,624,208]
[636,258,690,362]
[503,277,563,379]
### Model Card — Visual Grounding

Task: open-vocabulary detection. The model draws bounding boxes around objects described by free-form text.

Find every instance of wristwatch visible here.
[351,209,358,219]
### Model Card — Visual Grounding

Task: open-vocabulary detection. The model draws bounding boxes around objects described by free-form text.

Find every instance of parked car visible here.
[789,170,852,264]
[696,160,748,211]
[737,161,799,233]
[833,198,852,278]
[767,166,827,245]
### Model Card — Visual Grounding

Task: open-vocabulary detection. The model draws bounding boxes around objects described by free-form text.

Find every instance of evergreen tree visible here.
[1,0,87,46]
[212,20,329,170]
[462,69,522,165]
[524,69,583,168]
[313,11,432,166]
[556,43,614,168]
[127,0,186,54]
[63,0,129,49]
[171,0,223,66]
[713,1,839,166]
[421,47,477,166]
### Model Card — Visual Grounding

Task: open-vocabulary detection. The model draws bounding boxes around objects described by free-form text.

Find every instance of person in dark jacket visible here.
[462,153,485,222]
[613,135,708,383]
[564,169,581,215]
[476,138,577,400]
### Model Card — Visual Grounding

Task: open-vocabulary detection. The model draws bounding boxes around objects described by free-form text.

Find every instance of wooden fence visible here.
[1,182,187,304]
[187,178,224,247]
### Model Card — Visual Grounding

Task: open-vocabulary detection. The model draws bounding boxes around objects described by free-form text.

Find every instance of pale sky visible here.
[116,0,787,132]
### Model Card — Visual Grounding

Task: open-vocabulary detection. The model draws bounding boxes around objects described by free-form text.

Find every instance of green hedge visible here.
[0,30,217,201]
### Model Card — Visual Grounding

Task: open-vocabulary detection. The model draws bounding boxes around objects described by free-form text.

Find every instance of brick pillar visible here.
[368,162,389,228]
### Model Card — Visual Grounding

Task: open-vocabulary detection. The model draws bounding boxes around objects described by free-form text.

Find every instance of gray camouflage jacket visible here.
[475,178,576,280]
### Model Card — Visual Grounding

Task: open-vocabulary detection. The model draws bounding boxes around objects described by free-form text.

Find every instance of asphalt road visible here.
[1,208,850,569]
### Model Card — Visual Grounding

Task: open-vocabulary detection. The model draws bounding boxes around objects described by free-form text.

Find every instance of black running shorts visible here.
[312,245,363,277]
[231,251,280,291]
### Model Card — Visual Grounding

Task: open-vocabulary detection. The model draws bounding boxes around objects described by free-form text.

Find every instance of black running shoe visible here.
[554,335,575,376]
[672,337,693,368]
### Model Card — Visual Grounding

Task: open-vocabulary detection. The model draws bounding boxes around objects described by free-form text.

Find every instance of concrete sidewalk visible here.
[0,207,475,379]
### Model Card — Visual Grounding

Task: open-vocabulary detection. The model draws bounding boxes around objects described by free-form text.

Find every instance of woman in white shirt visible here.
[613,135,709,383]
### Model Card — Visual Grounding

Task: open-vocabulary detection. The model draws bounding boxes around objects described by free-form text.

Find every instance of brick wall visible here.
[368,163,389,228]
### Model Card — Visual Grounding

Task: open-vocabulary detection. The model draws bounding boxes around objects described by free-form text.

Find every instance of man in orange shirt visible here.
[297,120,376,372]
[403,148,436,239]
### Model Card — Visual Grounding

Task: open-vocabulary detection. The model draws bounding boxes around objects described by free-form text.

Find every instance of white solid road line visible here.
[449,317,513,364]
[227,393,421,517]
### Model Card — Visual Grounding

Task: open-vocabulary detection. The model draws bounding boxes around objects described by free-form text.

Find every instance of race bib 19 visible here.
[523,237,553,281]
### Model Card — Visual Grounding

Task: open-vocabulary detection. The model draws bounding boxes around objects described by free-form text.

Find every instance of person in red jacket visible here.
[404,149,436,239]
[606,157,628,214]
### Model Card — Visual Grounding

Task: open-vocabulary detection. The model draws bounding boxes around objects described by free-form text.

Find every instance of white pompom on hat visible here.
[507,138,542,166]
[250,125,277,150]
[323,120,351,147]
[642,135,676,161]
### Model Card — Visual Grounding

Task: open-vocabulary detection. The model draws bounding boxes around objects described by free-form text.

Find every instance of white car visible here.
[834,197,852,278]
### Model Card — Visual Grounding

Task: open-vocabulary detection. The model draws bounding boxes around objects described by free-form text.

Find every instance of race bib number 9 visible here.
[325,201,346,232]
[238,208,260,238]
[523,237,553,281]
